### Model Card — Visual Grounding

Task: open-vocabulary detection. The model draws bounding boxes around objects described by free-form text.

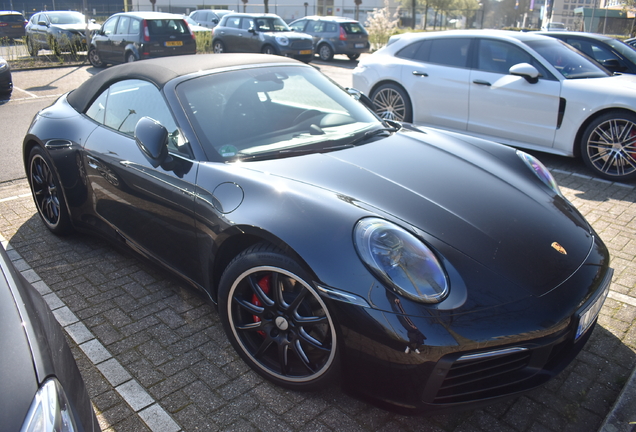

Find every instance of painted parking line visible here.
[0,233,183,432]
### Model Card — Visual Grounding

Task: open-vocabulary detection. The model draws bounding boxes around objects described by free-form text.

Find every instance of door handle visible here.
[412,71,428,77]
[473,80,491,86]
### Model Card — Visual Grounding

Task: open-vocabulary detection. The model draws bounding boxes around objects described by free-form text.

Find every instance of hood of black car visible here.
[244,128,593,297]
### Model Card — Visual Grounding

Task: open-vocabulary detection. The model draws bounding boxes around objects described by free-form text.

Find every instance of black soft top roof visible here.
[67,53,302,113]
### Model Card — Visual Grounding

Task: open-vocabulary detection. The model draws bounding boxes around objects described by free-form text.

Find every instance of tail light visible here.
[339,26,347,41]
[142,19,150,42]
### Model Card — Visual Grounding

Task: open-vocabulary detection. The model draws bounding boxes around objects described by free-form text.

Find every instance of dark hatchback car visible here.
[537,31,636,74]
[212,13,313,62]
[23,54,612,413]
[289,15,369,61]
[26,11,100,56]
[0,55,12,96]
[89,11,196,67]
[0,10,27,40]
[0,245,99,431]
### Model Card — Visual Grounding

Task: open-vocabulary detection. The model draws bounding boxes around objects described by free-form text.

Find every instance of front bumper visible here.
[329,237,612,414]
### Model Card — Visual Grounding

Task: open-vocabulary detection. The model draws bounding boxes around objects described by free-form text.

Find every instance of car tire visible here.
[581,111,636,182]
[218,242,339,390]
[213,40,225,53]
[262,44,276,55]
[88,47,105,68]
[126,52,136,63]
[318,43,333,61]
[27,37,38,57]
[370,83,413,123]
[28,146,73,235]
[347,53,360,61]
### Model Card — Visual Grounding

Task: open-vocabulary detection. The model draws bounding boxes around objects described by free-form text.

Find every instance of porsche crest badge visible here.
[551,242,567,255]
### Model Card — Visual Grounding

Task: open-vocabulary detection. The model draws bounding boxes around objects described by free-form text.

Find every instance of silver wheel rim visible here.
[227,266,336,383]
[373,87,406,121]
[319,45,331,60]
[214,42,223,53]
[586,118,636,178]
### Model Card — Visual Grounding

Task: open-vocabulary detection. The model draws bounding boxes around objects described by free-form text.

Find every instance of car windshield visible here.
[255,17,289,32]
[46,12,84,25]
[177,65,382,161]
[524,39,610,79]
[604,37,636,64]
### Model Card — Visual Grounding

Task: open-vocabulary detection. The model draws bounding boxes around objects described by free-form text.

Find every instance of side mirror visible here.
[248,26,257,34]
[347,88,376,111]
[134,117,172,168]
[38,20,47,26]
[509,63,540,84]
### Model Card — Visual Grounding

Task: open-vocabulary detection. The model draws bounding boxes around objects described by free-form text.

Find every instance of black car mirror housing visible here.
[134,116,170,168]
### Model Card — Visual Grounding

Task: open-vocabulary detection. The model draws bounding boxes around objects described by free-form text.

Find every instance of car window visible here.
[289,20,306,32]
[524,39,609,79]
[102,17,117,36]
[130,19,140,35]
[225,16,240,28]
[306,20,323,32]
[396,40,425,60]
[115,16,131,35]
[177,66,380,160]
[429,38,470,67]
[150,19,189,36]
[476,39,534,74]
[341,23,364,34]
[241,18,254,30]
[326,23,337,32]
[256,18,272,31]
[47,12,84,25]
[0,14,25,23]
[86,80,190,155]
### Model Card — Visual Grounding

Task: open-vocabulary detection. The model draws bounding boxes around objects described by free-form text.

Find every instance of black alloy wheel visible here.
[28,147,72,234]
[370,83,413,123]
[581,111,636,182]
[219,243,339,390]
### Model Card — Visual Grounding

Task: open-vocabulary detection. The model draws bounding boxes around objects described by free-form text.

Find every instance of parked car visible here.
[212,13,313,62]
[0,244,99,431]
[189,9,231,28]
[23,53,612,413]
[537,31,636,74]
[353,30,636,182]
[184,15,212,35]
[26,11,99,56]
[0,10,27,41]
[88,11,196,67]
[289,15,369,61]
[0,55,12,96]
[541,21,567,31]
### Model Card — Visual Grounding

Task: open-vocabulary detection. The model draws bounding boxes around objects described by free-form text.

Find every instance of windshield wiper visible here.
[347,126,400,147]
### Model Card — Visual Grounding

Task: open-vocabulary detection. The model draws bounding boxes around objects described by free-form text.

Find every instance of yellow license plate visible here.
[299,50,312,55]
[165,41,183,47]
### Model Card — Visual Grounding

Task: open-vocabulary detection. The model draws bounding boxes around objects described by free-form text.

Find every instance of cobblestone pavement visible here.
[0,163,635,432]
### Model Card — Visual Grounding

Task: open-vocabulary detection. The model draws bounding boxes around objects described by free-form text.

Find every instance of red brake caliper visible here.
[252,274,271,337]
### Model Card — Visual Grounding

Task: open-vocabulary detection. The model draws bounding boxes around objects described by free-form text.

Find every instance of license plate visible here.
[299,50,312,55]
[12,25,22,28]
[354,43,364,48]
[165,41,183,47]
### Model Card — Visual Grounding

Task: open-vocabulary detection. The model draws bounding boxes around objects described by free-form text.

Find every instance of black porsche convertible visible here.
[23,53,612,413]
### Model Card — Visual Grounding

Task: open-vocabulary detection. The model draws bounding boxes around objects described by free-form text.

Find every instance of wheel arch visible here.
[573,107,636,159]
[124,45,139,62]
[209,226,315,302]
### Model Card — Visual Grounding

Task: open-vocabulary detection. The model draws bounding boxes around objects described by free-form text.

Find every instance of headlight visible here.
[20,378,78,432]
[354,218,449,303]
[517,150,562,197]
[275,36,289,46]
[0,58,8,72]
